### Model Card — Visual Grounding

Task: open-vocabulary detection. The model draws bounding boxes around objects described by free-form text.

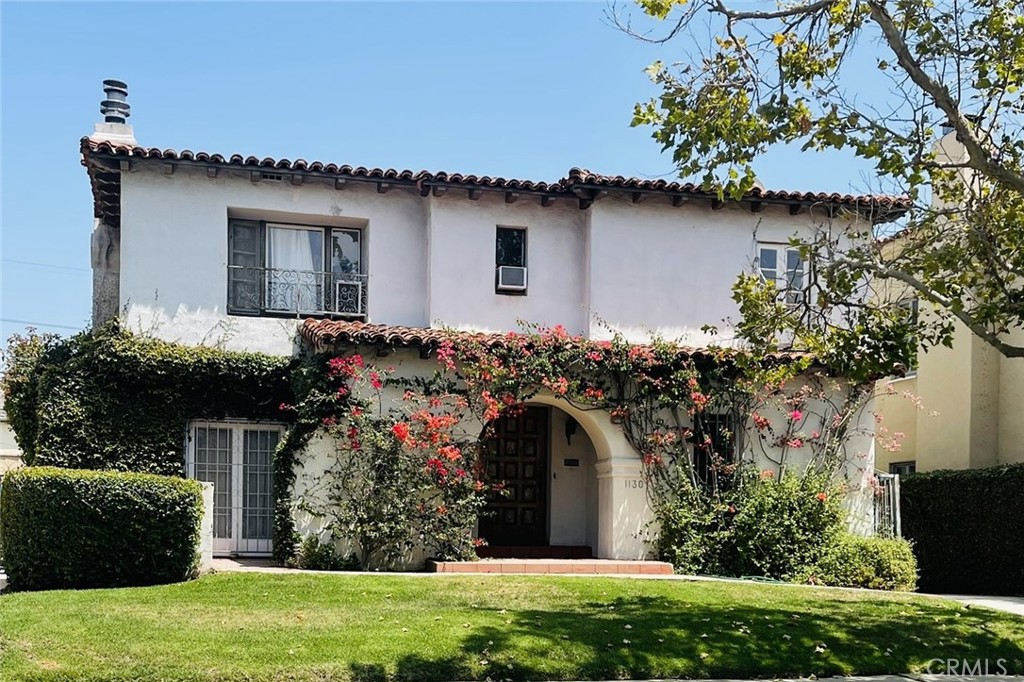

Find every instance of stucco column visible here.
[91,219,120,326]
[595,458,654,560]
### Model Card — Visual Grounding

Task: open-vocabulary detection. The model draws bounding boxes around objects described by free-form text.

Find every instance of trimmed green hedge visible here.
[796,533,918,591]
[902,464,1024,595]
[0,467,204,591]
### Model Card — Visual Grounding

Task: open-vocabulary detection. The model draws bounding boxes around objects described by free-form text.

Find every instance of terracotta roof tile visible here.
[299,319,819,366]
[81,137,911,229]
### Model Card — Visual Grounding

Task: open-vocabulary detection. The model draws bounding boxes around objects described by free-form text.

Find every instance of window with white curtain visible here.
[227,219,364,317]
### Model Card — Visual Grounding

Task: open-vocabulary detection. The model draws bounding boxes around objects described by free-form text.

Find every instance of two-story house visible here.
[83,81,906,562]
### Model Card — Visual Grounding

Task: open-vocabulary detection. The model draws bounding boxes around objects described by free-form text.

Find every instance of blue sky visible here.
[1,1,880,342]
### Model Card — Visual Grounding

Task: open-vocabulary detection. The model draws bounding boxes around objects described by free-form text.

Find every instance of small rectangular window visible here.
[889,461,916,477]
[496,227,526,267]
[758,243,805,306]
[495,226,527,294]
[689,413,736,489]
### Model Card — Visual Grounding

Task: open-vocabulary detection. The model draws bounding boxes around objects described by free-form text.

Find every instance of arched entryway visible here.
[477,403,599,557]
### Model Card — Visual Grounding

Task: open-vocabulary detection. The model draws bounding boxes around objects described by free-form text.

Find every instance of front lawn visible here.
[1,572,1022,681]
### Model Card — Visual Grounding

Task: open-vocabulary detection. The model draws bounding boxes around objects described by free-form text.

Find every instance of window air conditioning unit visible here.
[335,279,364,316]
[496,265,528,292]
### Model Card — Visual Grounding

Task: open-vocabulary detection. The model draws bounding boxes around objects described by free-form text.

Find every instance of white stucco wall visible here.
[426,193,588,334]
[0,399,22,475]
[586,196,858,344]
[285,349,875,568]
[119,165,428,354]
[117,162,854,354]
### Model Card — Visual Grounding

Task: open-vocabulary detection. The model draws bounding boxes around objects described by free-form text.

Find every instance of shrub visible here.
[0,466,204,591]
[652,468,847,580]
[720,471,846,580]
[652,482,723,574]
[797,533,918,591]
[294,535,359,571]
[901,464,1024,595]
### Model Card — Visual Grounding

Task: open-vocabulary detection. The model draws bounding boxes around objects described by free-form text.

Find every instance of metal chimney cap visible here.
[100,79,131,124]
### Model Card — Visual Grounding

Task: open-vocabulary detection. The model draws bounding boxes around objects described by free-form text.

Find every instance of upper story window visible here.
[228,219,366,317]
[495,226,527,294]
[897,297,920,373]
[758,243,805,306]
[889,461,916,477]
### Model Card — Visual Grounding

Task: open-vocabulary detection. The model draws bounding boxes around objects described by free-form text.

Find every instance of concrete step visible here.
[427,559,674,575]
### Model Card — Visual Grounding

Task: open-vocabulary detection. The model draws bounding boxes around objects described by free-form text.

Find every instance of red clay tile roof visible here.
[81,137,911,229]
[299,319,820,366]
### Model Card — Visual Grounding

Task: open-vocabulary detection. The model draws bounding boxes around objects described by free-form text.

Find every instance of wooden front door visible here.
[479,406,548,546]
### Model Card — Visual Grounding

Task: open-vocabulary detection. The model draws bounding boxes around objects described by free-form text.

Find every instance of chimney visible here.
[89,79,137,146]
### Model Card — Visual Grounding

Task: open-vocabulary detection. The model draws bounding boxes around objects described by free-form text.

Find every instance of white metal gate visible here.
[873,472,902,538]
[187,422,280,556]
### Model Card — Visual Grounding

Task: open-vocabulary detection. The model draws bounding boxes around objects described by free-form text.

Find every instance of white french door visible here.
[187,422,281,556]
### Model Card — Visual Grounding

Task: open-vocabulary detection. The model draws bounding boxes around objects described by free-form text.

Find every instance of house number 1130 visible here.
[623,479,645,489]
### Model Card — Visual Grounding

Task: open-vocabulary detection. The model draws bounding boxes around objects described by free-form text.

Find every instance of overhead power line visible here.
[0,318,83,331]
[2,259,90,273]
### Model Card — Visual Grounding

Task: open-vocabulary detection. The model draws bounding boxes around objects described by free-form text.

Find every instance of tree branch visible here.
[867,0,1024,195]
[709,0,838,21]
[836,256,1024,358]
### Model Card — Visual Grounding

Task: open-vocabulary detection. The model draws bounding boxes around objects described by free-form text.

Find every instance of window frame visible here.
[689,412,737,489]
[889,460,916,477]
[757,242,807,307]
[897,297,920,375]
[495,225,528,296]
[185,420,286,557]
[227,219,365,318]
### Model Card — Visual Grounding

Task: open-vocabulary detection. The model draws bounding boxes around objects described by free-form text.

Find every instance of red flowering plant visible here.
[290,353,495,569]
[283,317,909,575]
[430,320,905,578]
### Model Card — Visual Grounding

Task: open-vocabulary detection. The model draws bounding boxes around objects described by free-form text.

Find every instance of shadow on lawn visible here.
[349,594,1024,682]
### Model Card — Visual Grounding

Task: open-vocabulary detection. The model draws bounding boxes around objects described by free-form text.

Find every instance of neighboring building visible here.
[875,129,1024,475]
[82,81,905,561]
[0,395,23,475]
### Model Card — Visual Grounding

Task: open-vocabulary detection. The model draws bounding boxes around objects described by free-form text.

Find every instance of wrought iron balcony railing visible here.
[227,266,368,317]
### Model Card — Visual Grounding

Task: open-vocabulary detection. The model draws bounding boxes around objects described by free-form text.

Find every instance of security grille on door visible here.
[188,422,281,556]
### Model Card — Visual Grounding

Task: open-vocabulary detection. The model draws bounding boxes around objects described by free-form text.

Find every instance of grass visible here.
[1,572,1022,681]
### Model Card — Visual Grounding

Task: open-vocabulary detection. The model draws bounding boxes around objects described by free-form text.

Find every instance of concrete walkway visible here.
[581,678,1024,682]
[938,594,1024,617]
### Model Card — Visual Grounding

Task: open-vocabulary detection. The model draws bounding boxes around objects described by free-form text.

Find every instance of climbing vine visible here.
[4,320,897,575]
[2,323,292,475]
[277,322,886,570]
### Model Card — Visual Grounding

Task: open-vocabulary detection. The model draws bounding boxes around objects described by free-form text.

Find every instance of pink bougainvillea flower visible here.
[816,492,828,502]
[759,469,775,480]
[391,422,410,443]
[786,438,804,448]
[788,409,803,422]
[369,371,383,390]
[438,445,461,461]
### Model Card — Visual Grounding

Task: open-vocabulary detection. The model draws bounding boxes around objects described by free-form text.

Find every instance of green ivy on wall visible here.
[2,322,294,476]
